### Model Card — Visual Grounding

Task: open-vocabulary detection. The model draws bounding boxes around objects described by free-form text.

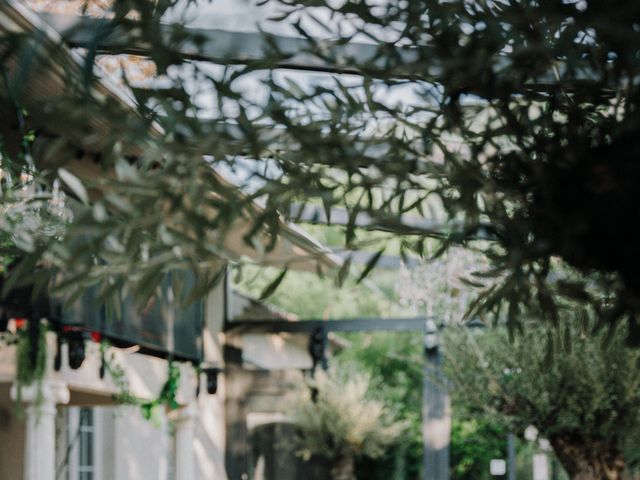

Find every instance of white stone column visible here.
[174,403,198,480]
[11,380,70,480]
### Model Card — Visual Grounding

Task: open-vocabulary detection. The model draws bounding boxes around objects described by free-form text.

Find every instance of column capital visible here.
[13,380,69,480]
[10,379,70,406]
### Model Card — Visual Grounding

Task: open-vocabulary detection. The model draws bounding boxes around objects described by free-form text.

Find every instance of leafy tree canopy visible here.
[1,0,640,337]
[444,321,640,479]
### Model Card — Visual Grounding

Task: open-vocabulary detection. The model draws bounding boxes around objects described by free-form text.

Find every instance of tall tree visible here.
[443,322,640,480]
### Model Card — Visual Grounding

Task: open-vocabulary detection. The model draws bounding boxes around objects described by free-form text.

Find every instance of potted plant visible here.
[288,368,404,480]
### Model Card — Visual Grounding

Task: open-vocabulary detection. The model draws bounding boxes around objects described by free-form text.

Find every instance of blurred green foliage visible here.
[450,418,507,480]
[340,333,424,479]
[233,264,401,319]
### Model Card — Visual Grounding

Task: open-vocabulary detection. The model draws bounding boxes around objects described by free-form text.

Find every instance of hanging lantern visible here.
[203,367,222,395]
[63,327,86,370]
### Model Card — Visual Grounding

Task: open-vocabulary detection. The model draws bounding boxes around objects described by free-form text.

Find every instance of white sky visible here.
[169,0,308,35]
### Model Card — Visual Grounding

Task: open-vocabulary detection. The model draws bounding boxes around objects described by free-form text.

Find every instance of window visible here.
[77,408,95,480]
[56,407,102,480]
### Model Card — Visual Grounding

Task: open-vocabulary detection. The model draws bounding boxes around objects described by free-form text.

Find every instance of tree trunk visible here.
[331,454,356,480]
[550,436,625,480]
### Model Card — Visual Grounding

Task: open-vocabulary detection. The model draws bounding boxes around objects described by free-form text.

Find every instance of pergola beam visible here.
[290,203,494,237]
[39,13,602,89]
[225,316,430,334]
[38,12,420,77]
[332,249,422,269]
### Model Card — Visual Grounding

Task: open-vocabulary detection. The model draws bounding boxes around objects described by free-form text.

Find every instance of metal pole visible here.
[507,433,517,480]
[423,322,450,480]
